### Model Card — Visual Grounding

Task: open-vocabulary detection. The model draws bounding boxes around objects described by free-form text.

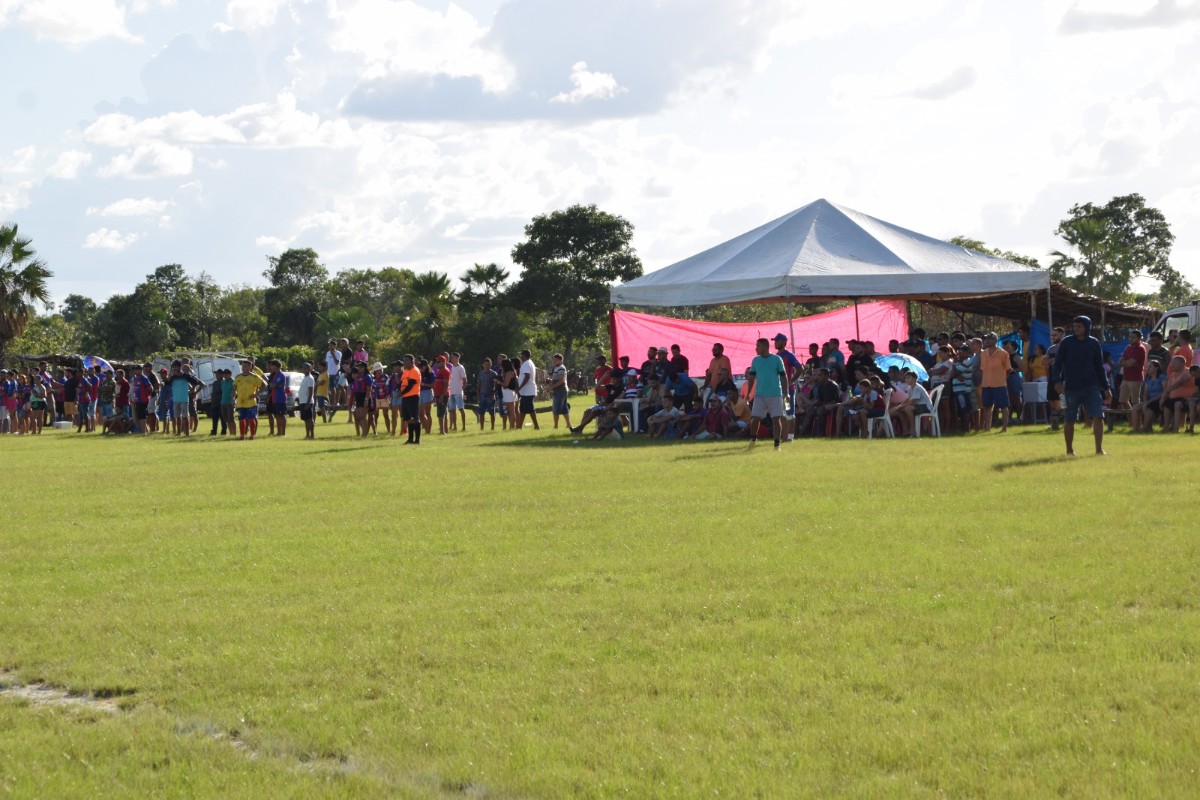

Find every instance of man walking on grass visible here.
[1053,315,1111,456]
[746,337,788,450]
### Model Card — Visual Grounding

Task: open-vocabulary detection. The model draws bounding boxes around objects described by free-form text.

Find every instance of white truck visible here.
[1152,300,1200,339]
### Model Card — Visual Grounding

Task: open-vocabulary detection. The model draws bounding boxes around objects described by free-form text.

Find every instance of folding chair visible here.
[867,389,895,439]
[914,384,943,438]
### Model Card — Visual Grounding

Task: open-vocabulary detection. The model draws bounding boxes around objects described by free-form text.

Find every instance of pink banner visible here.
[612,301,909,376]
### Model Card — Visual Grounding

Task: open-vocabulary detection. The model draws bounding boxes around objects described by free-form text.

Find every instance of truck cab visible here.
[1152,301,1200,339]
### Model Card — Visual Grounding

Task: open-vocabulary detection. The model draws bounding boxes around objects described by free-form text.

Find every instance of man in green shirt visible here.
[746,337,788,449]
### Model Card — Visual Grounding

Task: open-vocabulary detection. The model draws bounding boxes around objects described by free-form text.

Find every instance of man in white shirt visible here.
[517,348,540,430]
[298,362,317,439]
[447,352,468,432]
[546,352,571,430]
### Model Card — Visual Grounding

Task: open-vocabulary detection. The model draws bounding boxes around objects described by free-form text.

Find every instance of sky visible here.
[2,0,1199,306]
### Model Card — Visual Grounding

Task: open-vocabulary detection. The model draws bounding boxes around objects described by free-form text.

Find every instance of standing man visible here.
[516,349,540,430]
[324,340,342,421]
[234,360,266,440]
[547,353,571,430]
[669,344,689,378]
[266,359,288,436]
[476,358,497,430]
[705,344,733,398]
[1117,329,1148,414]
[399,354,422,444]
[773,333,802,440]
[1053,316,1111,456]
[298,362,316,439]
[1044,326,1065,429]
[978,333,1012,432]
[745,337,788,449]
[432,355,450,434]
[447,352,468,432]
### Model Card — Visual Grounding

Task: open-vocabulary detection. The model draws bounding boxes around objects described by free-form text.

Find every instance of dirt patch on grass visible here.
[0,669,129,714]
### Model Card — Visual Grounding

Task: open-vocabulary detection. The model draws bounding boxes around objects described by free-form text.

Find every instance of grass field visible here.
[1,417,1198,798]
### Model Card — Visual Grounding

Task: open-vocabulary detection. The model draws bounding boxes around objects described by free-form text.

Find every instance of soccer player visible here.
[234,360,267,440]
[746,337,788,449]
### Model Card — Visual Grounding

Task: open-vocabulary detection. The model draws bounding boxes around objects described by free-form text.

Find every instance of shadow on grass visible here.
[477,433,684,450]
[991,456,1065,472]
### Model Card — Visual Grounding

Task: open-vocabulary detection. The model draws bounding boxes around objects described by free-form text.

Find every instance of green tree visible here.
[214,285,268,350]
[315,307,377,345]
[7,313,82,356]
[263,248,329,346]
[0,223,52,363]
[405,271,456,355]
[94,283,176,358]
[458,263,510,314]
[147,264,203,347]
[948,236,1043,269]
[326,267,414,331]
[1049,194,1185,300]
[509,204,643,362]
[60,294,97,325]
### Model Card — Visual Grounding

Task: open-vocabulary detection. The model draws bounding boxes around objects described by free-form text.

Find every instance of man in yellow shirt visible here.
[315,364,331,423]
[233,360,267,440]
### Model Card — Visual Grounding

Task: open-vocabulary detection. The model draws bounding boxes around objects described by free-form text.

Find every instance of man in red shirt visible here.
[1117,329,1148,411]
[433,355,450,434]
[114,369,131,418]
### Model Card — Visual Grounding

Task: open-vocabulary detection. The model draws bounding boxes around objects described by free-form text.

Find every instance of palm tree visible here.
[0,224,52,362]
[460,263,510,314]
[406,271,456,354]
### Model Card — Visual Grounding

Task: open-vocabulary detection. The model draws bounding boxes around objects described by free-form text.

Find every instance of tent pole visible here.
[854,299,861,339]
[1046,287,1053,331]
[786,298,796,352]
[1029,292,1036,324]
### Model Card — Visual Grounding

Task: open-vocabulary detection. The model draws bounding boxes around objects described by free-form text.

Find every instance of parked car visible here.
[257,371,305,416]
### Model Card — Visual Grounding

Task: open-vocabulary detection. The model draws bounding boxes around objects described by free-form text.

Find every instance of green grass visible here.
[1,420,1198,798]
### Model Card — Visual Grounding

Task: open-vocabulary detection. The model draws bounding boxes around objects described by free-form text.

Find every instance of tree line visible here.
[3,193,1193,369]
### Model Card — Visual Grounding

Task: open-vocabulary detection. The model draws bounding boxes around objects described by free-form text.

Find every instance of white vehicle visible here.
[257,371,306,416]
[1152,301,1200,340]
[151,352,248,406]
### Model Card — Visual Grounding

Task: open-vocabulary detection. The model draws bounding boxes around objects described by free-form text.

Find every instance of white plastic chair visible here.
[867,389,895,439]
[914,384,943,438]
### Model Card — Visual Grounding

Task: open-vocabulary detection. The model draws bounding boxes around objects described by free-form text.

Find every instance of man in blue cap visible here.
[1053,315,1111,456]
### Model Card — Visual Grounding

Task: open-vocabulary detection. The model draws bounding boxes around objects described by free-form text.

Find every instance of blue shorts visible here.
[82,400,96,417]
[981,386,1009,409]
[552,391,570,415]
[420,389,434,404]
[100,403,114,419]
[477,397,495,415]
[391,391,402,406]
[447,394,464,411]
[158,403,172,419]
[1063,387,1104,421]
[238,407,258,420]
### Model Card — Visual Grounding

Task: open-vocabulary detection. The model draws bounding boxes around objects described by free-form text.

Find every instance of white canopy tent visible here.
[609,199,1050,307]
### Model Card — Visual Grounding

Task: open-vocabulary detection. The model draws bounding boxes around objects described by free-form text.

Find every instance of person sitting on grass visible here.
[693,396,731,440]
[592,406,624,440]
[646,395,681,439]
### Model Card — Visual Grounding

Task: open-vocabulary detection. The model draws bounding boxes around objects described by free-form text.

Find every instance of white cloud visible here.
[255,234,290,249]
[87,197,171,217]
[225,0,290,30]
[550,61,628,104]
[0,0,139,44]
[330,0,514,92]
[99,143,194,179]
[1,145,37,173]
[84,94,357,150]
[46,149,93,179]
[83,227,141,251]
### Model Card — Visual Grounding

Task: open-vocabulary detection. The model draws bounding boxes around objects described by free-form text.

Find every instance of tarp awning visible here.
[610,199,1050,306]
[925,281,1159,328]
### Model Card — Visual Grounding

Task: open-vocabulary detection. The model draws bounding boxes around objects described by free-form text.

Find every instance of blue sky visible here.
[2,0,1199,305]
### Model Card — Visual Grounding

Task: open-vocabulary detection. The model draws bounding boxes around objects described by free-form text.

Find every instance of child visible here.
[592,406,624,440]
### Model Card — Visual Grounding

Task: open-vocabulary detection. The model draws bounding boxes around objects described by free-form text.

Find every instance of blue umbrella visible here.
[83,355,113,373]
[874,353,928,381]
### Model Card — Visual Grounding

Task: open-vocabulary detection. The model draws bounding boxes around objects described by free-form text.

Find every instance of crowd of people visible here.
[3,324,1197,454]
